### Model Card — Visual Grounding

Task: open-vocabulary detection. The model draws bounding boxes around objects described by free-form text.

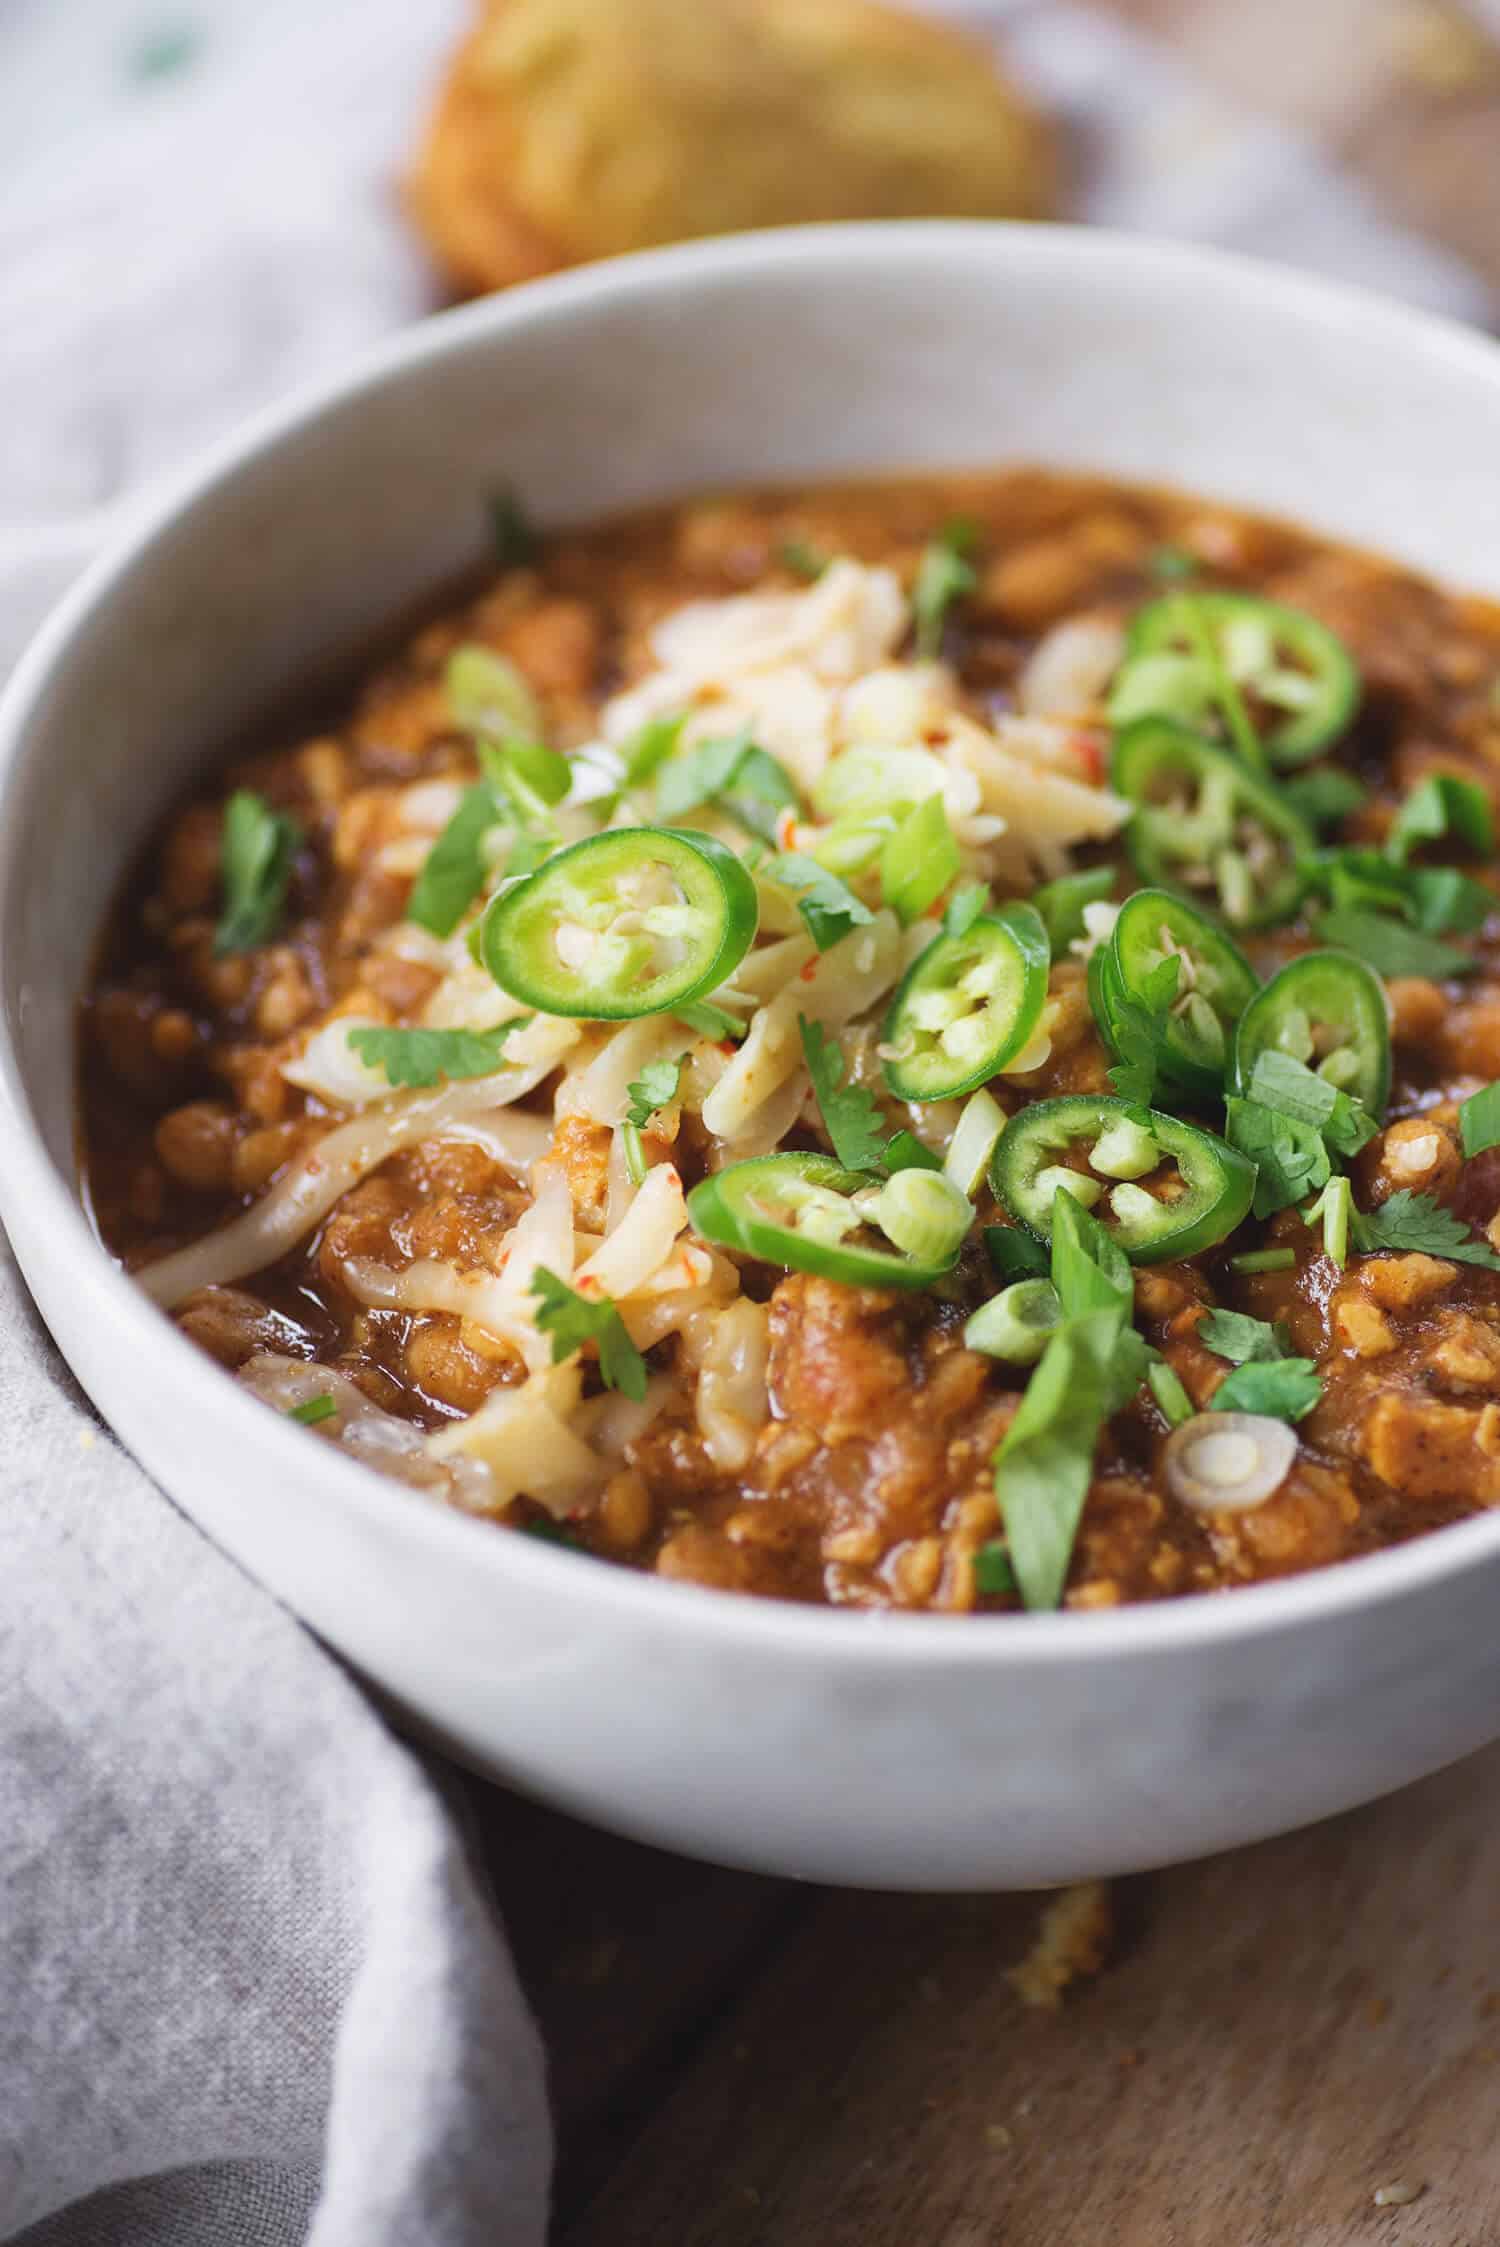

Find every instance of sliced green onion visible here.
[880,795,961,926]
[1304,1174,1352,1267]
[1228,1247,1297,1275]
[1147,1360,1194,1428]
[620,1121,648,1188]
[943,1088,1007,1198]
[287,1394,337,1427]
[872,1168,972,1264]
[965,1279,1061,1364]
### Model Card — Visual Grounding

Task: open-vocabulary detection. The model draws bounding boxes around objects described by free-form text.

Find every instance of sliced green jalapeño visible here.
[990,1094,1256,1265]
[1110,591,1359,768]
[479,826,757,1018]
[1106,888,1258,1098]
[1112,718,1313,930]
[1232,950,1391,1117]
[687,1152,962,1290]
[882,902,1050,1103]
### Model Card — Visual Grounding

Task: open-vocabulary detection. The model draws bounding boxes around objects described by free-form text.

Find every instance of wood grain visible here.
[559,1745,1500,2246]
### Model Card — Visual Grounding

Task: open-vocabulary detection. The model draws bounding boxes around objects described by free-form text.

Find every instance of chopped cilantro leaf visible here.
[1281,768,1368,831]
[912,518,980,660]
[1096,950,1179,1109]
[1224,1097,1331,1218]
[346,1017,532,1089]
[1349,1190,1500,1269]
[215,790,302,955]
[655,726,798,840]
[799,1016,889,1172]
[1460,1081,1500,1159]
[1147,544,1199,581]
[529,1268,649,1401]
[1244,1050,1377,1159]
[1386,772,1494,865]
[675,999,747,1043]
[768,851,874,951]
[287,1393,337,1426]
[406,784,504,937]
[1316,907,1474,980]
[624,1057,683,1130]
[1198,1307,1290,1365]
[1210,1358,1321,1422]
[1032,865,1115,951]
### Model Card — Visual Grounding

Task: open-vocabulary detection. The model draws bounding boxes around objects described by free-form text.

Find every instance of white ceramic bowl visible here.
[6,224,1500,1890]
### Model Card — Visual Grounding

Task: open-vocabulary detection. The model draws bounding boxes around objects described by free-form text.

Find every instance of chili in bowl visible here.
[7,225,1500,1886]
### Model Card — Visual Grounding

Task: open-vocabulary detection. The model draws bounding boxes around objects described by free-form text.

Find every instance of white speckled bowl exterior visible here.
[5,225,1500,1890]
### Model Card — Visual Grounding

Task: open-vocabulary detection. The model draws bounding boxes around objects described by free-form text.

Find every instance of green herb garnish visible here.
[1281,768,1368,831]
[912,518,980,660]
[1210,1358,1321,1422]
[655,726,799,842]
[993,1193,1149,1613]
[1031,865,1115,951]
[1315,906,1475,980]
[1349,1190,1500,1269]
[799,1016,888,1173]
[675,999,747,1043]
[215,789,302,954]
[941,881,991,939]
[1386,773,1494,865]
[880,794,961,925]
[406,785,506,937]
[529,1269,649,1401]
[620,1055,684,1185]
[1198,1307,1291,1365]
[1147,1359,1195,1427]
[286,1393,337,1426]
[1147,544,1199,582]
[1103,953,1180,1110]
[346,1017,532,1089]
[768,851,875,952]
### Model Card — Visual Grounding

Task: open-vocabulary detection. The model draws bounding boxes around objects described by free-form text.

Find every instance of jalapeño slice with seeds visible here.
[1111,718,1313,930]
[881,902,1050,1103]
[1108,889,1258,1098]
[687,1152,963,1290]
[990,1094,1256,1265]
[479,826,757,1018]
[1231,950,1391,1118]
[1111,591,1359,768]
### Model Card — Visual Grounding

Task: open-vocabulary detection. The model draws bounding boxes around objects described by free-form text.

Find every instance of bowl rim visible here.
[7,216,1500,1668]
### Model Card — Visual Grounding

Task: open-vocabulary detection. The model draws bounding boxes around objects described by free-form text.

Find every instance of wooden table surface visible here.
[464,7,1500,2238]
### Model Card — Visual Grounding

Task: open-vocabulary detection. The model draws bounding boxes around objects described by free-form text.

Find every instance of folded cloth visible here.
[0,5,1494,2243]
[0,1249,550,2246]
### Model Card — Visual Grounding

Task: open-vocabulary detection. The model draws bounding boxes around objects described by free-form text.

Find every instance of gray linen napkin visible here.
[2,5,1496,2242]
[0,1249,551,2245]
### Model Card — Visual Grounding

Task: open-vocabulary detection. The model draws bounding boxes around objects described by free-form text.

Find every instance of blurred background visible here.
[2,0,1498,659]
